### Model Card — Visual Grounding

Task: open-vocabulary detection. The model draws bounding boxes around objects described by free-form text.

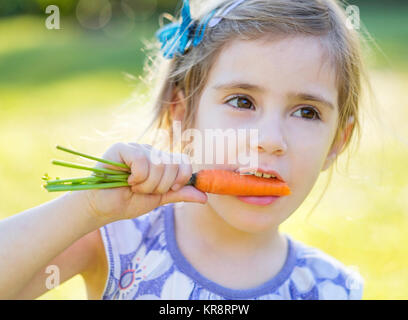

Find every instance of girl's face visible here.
[187,36,340,233]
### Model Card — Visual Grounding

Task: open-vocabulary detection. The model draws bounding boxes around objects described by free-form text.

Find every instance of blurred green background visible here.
[0,0,407,299]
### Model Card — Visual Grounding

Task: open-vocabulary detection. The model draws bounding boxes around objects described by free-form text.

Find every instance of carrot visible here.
[186,169,291,196]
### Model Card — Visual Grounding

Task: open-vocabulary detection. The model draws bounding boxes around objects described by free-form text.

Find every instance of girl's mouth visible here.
[235,195,281,206]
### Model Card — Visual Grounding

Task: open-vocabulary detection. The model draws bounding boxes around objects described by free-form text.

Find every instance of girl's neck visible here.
[173,201,285,261]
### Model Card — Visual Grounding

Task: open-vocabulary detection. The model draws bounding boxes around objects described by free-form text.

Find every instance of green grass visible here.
[0,8,407,300]
[357,4,408,70]
[0,15,155,86]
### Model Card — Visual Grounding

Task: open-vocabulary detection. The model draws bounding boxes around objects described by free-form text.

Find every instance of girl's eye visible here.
[292,106,321,121]
[225,95,255,110]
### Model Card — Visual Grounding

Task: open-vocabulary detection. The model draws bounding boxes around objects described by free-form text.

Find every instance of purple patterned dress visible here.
[99,203,364,300]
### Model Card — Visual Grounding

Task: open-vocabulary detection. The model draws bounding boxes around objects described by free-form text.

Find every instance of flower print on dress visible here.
[317,280,348,300]
[197,289,225,300]
[135,294,161,300]
[115,245,147,299]
[160,270,195,299]
[110,219,143,255]
[290,266,316,293]
[257,293,284,300]
[276,278,293,299]
[144,209,167,251]
[116,248,174,299]
[306,256,341,280]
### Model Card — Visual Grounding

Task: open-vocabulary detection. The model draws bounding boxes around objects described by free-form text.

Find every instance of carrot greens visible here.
[42,145,131,192]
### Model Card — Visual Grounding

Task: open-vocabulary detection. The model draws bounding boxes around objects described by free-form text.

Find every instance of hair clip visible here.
[155,0,245,59]
[155,0,214,59]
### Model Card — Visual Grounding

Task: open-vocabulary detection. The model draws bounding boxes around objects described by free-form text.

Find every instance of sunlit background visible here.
[0,0,407,299]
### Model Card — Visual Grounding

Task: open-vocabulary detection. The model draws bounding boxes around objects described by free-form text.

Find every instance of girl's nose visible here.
[253,119,288,156]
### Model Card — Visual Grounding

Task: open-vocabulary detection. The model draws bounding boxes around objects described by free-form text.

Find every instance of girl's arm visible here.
[11,228,108,300]
[0,142,206,299]
[0,191,113,300]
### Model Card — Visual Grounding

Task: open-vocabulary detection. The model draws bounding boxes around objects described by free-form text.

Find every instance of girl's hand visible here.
[80,142,207,222]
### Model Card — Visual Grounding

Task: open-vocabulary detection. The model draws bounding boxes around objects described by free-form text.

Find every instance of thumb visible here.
[160,186,208,205]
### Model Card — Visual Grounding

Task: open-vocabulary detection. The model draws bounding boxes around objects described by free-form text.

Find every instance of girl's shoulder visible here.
[287,235,364,299]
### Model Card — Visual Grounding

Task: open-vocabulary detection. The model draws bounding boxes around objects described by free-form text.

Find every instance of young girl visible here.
[0,0,366,300]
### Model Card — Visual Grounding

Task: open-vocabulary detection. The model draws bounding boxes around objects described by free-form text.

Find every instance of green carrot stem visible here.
[101,176,129,182]
[90,172,129,182]
[91,172,130,179]
[51,160,126,175]
[56,145,130,170]
[43,181,130,192]
[46,176,104,185]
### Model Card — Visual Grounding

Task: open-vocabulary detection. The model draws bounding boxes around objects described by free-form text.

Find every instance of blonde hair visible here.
[140,0,368,157]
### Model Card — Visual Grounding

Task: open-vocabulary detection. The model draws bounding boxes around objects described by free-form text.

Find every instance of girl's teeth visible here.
[238,170,277,179]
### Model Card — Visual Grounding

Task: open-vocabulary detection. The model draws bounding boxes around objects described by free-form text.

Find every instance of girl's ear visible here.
[322,116,354,171]
[169,89,187,122]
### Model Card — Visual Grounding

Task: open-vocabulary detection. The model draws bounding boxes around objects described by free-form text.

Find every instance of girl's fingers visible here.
[104,143,194,197]
[93,143,128,171]
[126,143,149,184]
[131,148,166,194]
[171,153,192,191]
[153,161,179,194]
[132,164,164,194]
[95,142,150,185]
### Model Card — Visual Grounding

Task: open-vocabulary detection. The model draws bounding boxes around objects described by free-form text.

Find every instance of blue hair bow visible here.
[155,0,217,59]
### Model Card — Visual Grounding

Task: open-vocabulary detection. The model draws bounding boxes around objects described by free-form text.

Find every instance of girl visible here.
[0,0,366,300]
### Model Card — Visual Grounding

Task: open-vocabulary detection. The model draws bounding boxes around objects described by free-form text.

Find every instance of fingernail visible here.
[171,184,181,191]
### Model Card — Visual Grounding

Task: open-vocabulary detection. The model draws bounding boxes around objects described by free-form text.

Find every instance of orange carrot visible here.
[187,169,291,196]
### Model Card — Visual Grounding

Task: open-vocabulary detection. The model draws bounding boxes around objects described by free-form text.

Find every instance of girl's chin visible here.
[207,195,283,233]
